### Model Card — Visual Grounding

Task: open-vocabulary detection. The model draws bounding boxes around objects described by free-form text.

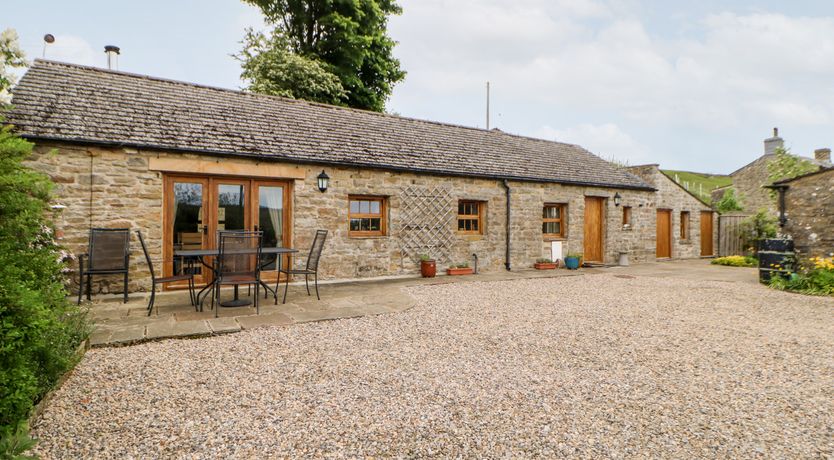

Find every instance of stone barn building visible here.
[7,60,716,295]
[627,165,717,259]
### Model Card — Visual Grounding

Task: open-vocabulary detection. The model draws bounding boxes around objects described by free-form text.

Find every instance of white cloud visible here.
[535,123,650,165]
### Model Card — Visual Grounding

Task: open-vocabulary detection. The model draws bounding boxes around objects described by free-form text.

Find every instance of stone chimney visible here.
[764,127,784,155]
[814,148,831,163]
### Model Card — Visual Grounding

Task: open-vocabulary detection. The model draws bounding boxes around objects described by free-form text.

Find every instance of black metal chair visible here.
[136,230,196,316]
[212,231,263,317]
[280,230,327,304]
[77,228,131,304]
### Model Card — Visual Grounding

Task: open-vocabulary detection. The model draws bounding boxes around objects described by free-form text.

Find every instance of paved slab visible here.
[207,317,242,334]
[145,319,211,340]
[236,312,294,330]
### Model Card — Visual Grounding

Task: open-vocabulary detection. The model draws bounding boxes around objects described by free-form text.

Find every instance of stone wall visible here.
[628,165,716,259]
[28,142,665,295]
[783,169,834,260]
[731,155,779,215]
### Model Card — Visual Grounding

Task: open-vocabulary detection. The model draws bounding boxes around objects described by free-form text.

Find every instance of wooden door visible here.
[700,211,714,256]
[163,176,211,287]
[583,197,604,263]
[656,209,672,259]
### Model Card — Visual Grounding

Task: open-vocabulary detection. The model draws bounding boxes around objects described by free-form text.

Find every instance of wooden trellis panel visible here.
[399,185,455,263]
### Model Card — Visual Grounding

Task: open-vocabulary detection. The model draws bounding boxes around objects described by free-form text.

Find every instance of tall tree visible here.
[242,0,406,111]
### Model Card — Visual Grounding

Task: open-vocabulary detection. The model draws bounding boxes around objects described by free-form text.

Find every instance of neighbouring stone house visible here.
[712,128,832,214]
[7,60,716,295]
[770,168,834,260]
[627,165,717,259]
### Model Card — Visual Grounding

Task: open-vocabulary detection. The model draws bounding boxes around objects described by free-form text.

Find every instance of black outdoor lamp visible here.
[613,192,622,206]
[317,170,330,193]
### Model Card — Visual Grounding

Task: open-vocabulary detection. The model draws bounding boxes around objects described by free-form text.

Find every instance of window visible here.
[542,204,566,238]
[457,200,484,234]
[349,196,386,236]
[622,206,632,228]
[680,211,690,240]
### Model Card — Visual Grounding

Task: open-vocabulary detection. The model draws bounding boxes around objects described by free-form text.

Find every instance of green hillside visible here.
[660,170,732,204]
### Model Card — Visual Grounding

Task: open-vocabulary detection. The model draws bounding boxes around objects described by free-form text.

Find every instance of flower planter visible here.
[534,262,558,270]
[446,267,474,276]
[564,257,581,270]
[420,260,437,278]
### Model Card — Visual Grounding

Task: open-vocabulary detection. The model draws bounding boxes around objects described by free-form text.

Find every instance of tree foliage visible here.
[0,28,29,104]
[715,188,743,213]
[242,0,406,111]
[767,146,818,185]
[0,122,90,453]
[238,29,347,105]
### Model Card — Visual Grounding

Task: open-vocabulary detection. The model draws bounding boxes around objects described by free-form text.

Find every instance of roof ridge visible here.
[30,59,584,149]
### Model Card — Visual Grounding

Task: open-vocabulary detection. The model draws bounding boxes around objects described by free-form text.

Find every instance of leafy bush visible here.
[455,262,469,269]
[0,123,90,452]
[769,256,834,296]
[715,188,743,213]
[565,253,582,259]
[711,255,757,267]
[740,211,777,255]
[535,258,553,264]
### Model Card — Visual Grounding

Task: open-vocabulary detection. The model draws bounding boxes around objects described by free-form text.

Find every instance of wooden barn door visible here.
[583,197,604,263]
[656,209,672,259]
[700,211,714,256]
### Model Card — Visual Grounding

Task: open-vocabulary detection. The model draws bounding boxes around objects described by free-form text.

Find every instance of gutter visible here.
[16,134,658,192]
[502,179,512,271]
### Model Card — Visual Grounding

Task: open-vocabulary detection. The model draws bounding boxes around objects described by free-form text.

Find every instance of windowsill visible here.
[458,234,484,241]
[349,234,388,239]
[621,226,633,231]
[543,236,567,242]
[680,239,692,245]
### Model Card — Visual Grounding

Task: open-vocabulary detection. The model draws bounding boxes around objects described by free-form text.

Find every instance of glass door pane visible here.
[166,177,209,287]
[216,183,247,233]
[256,184,284,271]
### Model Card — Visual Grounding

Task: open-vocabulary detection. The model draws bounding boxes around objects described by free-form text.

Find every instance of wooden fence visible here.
[718,213,751,256]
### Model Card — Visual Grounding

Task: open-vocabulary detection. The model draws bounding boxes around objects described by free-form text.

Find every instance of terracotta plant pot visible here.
[420,259,436,278]
[534,262,558,270]
[446,267,474,276]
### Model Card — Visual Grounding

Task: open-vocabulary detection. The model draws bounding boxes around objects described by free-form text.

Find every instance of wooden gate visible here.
[656,209,672,258]
[718,213,751,256]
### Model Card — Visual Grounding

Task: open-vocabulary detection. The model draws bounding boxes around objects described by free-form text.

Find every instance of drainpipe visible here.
[502,179,511,270]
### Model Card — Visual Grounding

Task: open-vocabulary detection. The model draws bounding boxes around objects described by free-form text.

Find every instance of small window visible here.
[349,196,386,237]
[622,206,632,228]
[457,200,484,234]
[543,203,567,238]
[680,211,690,240]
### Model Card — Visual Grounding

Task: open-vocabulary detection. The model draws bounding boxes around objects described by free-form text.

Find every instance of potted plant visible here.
[419,254,436,278]
[564,252,582,270]
[534,258,558,270]
[446,262,474,276]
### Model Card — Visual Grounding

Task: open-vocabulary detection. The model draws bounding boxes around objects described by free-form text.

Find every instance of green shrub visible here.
[0,123,90,453]
[711,255,757,267]
[715,188,743,213]
[739,211,777,255]
[535,258,553,263]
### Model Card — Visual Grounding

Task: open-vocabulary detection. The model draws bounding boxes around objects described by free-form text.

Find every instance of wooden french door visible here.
[583,197,604,263]
[163,175,291,288]
[656,209,672,259]
[700,211,714,256]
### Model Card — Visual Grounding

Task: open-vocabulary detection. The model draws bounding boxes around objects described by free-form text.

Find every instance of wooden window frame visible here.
[457,200,485,235]
[680,211,690,240]
[348,195,387,237]
[543,203,567,239]
[622,206,632,228]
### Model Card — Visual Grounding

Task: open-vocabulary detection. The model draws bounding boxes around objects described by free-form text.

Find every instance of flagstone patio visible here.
[84,259,756,347]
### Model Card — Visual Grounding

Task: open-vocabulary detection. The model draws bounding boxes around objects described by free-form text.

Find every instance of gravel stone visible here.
[30,274,834,458]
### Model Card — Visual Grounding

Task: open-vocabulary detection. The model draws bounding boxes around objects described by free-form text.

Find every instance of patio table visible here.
[174,247,298,309]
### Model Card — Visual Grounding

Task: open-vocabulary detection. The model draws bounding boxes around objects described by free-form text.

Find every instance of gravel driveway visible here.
[32,274,833,458]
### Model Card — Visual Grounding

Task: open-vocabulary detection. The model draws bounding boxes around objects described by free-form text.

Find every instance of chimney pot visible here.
[815,148,831,163]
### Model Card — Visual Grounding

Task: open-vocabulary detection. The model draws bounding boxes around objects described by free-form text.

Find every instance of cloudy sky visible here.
[6,0,834,173]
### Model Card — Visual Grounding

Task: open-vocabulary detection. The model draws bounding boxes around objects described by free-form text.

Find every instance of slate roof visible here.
[7,60,653,190]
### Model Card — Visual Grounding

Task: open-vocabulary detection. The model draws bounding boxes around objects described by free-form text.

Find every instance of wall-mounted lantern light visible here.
[317,170,330,193]
[613,192,622,207]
